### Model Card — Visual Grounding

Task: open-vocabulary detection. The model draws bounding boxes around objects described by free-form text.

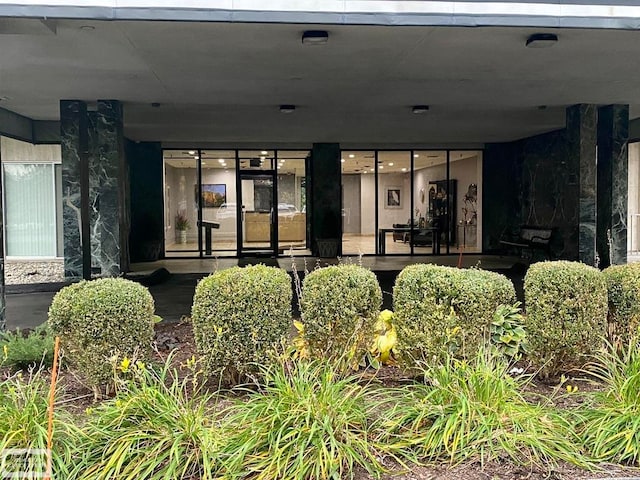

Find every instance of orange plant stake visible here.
[45,336,61,480]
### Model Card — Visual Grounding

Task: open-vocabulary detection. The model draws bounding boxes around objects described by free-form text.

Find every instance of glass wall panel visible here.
[413,151,448,254]
[201,150,237,257]
[277,151,310,255]
[239,150,275,171]
[376,151,411,254]
[163,150,199,256]
[341,151,375,255]
[450,151,482,253]
[4,163,56,256]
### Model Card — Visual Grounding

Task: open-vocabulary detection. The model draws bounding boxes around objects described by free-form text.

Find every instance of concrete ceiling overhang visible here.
[0,18,639,146]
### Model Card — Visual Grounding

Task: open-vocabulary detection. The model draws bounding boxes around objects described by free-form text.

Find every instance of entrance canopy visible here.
[0,19,639,145]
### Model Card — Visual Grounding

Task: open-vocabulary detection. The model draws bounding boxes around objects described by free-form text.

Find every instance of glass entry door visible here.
[239,172,277,256]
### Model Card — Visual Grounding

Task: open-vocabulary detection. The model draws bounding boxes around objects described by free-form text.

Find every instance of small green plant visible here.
[220,360,388,480]
[175,211,190,231]
[48,278,156,389]
[490,302,528,360]
[0,325,55,370]
[603,263,640,346]
[191,264,292,385]
[524,261,607,379]
[393,264,516,366]
[300,264,382,368]
[579,339,640,465]
[69,354,222,480]
[379,346,586,467]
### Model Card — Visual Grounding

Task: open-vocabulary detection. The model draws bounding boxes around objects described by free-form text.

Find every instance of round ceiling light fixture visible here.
[280,104,296,114]
[412,105,430,114]
[302,30,329,45]
[526,33,558,48]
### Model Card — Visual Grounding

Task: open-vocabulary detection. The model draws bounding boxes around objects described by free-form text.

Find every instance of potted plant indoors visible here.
[176,211,190,244]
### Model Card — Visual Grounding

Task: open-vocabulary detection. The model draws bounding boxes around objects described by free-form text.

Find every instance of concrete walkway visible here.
[5,254,522,331]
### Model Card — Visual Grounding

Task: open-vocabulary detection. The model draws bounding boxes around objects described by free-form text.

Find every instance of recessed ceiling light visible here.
[379,166,384,170]
[369,168,374,172]
[277,166,282,169]
[302,30,329,45]
[218,159,225,163]
[525,33,558,48]
[189,151,196,155]
[80,25,95,30]
[412,105,430,114]
[341,158,345,163]
[401,167,407,172]
[349,154,355,158]
[280,105,296,114]
[260,150,268,155]
[260,156,266,161]
[413,154,419,158]
[193,156,199,160]
[388,162,394,166]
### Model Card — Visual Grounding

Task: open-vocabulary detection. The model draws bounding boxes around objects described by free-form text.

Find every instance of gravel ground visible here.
[5,260,64,285]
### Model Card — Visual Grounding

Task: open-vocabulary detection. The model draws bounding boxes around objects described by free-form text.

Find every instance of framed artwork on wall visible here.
[196,184,226,208]
[385,186,402,209]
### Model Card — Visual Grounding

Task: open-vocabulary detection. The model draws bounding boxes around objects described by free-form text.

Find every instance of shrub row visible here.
[45,260,640,387]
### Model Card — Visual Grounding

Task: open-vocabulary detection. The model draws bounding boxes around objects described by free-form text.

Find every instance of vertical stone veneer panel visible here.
[567,104,598,266]
[61,100,90,279]
[96,100,127,276]
[597,105,629,267]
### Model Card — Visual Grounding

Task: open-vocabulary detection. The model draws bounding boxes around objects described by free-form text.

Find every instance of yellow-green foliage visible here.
[603,262,640,345]
[393,264,516,366]
[524,261,607,379]
[300,265,382,365]
[191,265,292,384]
[48,278,156,387]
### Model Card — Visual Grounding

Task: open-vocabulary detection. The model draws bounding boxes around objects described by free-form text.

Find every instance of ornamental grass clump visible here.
[300,264,382,367]
[48,278,156,388]
[0,369,76,479]
[0,325,55,370]
[579,340,640,465]
[393,264,515,366]
[191,264,292,384]
[220,360,388,480]
[379,346,586,467]
[524,261,607,379]
[68,356,222,480]
[603,262,640,345]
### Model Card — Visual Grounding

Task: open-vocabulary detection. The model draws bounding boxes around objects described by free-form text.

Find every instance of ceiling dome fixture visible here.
[526,33,558,48]
[302,30,329,45]
[412,105,430,114]
[280,104,296,113]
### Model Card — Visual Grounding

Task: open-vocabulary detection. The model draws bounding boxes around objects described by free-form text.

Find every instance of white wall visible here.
[377,172,411,229]
[629,143,640,254]
[360,174,375,235]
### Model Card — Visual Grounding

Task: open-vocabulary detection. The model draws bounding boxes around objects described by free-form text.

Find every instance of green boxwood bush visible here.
[393,264,516,365]
[524,261,607,379]
[300,264,382,365]
[191,265,292,384]
[48,278,156,387]
[603,263,640,345]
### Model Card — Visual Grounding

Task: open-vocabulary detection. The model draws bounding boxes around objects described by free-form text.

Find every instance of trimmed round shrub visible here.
[300,264,382,365]
[524,261,607,379]
[603,263,640,345]
[191,264,292,384]
[48,278,156,387]
[393,264,516,366]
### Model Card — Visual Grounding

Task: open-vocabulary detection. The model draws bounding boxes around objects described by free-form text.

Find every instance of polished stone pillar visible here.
[87,111,101,271]
[597,104,629,267]
[309,143,341,257]
[61,100,91,279]
[567,104,598,266]
[96,100,128,276]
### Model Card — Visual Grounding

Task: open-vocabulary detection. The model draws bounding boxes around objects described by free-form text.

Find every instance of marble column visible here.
[87,111,101,271]
[597,104,629,267]
[0,145,5,331]
[566,104,598,266]
[96,100,128,276]
[61,100,91,279]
